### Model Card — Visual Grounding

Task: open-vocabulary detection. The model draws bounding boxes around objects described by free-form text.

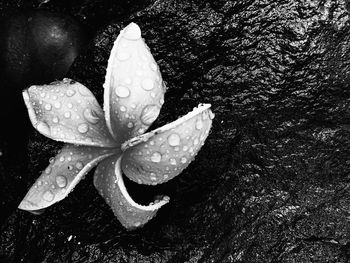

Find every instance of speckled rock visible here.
[1,0,350,262]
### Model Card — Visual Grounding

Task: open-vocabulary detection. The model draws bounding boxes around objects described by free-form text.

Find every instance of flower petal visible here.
[104,22,165,145]
[93,156,169,229]
[18,144,115,212]
[23,78,116,147]
[120,104,214,185]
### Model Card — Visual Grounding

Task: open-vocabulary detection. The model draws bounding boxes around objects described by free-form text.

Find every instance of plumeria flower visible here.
[18,22,214,229]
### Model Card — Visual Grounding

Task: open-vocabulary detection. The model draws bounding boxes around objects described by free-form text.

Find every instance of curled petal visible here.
[120,104,214,185]
[93,156,169,229]
[18,145,115,212]
[104,22,165,144]
[23,78,116,147]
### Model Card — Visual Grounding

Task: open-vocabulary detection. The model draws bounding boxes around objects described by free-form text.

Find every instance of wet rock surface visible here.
[1,0,350,262]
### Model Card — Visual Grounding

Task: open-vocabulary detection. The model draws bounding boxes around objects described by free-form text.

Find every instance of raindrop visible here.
[64,112,71,118]
[37,181,43,186]
[56,175,67,188]
[59,156,65,162]
[83,108,99,124]
[168,133,180,146]
[44,103,52,111]
[183,145,188,151]
[127,122,133,128]
[141,79,154,91]
[54,102,61,109]
[66,89,76,97]
[163,174,169,179]
[77,85,91,96]
[42,190,54,202]
[117,52,130,61]
[181,157,187,164]
[68,103,73,109]
[49,157,55,163]
[120,106,126,112]
[40,92,46,98]
[140,105,160,125]
[76,161,83,170]
[67,165,73,170]
[151,152,162,163]
[52,116,59,124]
[78,123,89,133]
[115,86,130,98]
[45,167,51,174]
[131,103,137,109]
[170,158,177,165]
[150,173,157,181]
[196,119,203,130]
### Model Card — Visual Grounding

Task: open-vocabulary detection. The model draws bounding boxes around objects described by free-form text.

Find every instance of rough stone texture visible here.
[1,0,350,262]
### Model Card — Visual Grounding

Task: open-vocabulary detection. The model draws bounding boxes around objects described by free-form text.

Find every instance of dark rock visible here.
[1,0,350,262]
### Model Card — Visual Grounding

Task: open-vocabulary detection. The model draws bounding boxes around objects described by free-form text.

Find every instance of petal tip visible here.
[123,22,142,40]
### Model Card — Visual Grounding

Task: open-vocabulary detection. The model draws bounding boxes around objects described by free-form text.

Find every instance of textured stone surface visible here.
[1,0,350,262]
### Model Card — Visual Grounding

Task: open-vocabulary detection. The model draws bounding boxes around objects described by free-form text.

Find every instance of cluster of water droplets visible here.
[122,107,214,185]
[25,79,115,147]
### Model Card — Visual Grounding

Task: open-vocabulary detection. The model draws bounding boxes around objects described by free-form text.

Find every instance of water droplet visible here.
[43,190,54,202]
[123,23,141,40]
[127,122,133,128]
[78,123,89,133]
[170,158,177,165]
[140,105,160,125]
[150,173,157,181]
[76,161,83,170]
[142,79,154,91]
[196,119,203,130]
[181,157,187,164]
[40,92,46,98]
[37,122,51,135]
[117,52,130,61]
[120,106,126,112]
[151,152,162,163]
[44,103,52,111]
[83,108,99,124]
[168,133,180,146]
[56,175,67,188]
[66,89,76,97]
[54,102,61,109]
[159,98,164,105]
[64,112,71,118]
[163,174,169,179]
[67,165,73,170]
[49,157,55,163]
[52,116,59,123]
[68,103,73,109]
[59,156,65,162]
[77,85,91,96]
[194,138,199,145]
[183,145,188,151]
[115,86,130,98]
[38,181,43,186]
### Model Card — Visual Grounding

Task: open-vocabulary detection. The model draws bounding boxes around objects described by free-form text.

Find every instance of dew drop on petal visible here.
[120,106,126,112]
[44,103,52,111]
[38,181,43,186]
[54,102,61,109]
[56,175,67,188]
[64,112,71,118]
[59,156,65,162]
[75,161,84,170]
[77,123,89,134]
[115,86,130,98]
[127,122,133,128]
[151,152,162,163]
[66,89,76,97]
[42,190,54,202]
[83,108,99,124]
[52,116,59,124]
[170,158,177,165]
[181,157,187,164]
[168,133,180,146]
[140,104,160,125]
[141,78,154,91]
[68,103,73,109]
